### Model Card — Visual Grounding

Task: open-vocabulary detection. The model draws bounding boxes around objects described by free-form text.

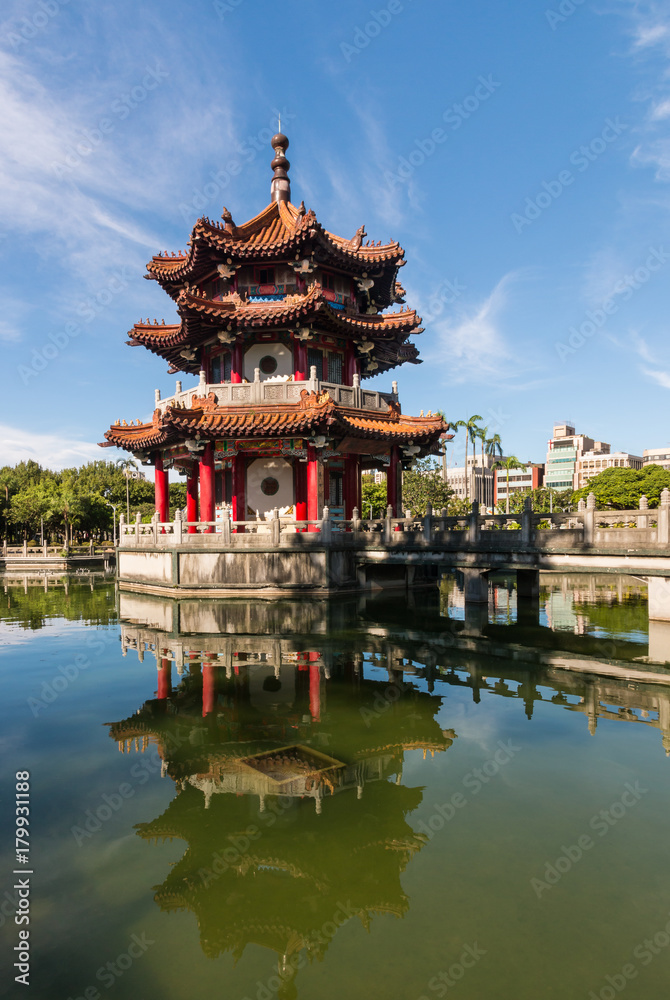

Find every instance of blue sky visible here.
[1,0,669,470]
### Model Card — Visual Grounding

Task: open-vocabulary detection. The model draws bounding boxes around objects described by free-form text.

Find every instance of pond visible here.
[1,572,669,999]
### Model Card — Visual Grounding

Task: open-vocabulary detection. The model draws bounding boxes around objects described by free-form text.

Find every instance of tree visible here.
[454,414,483,501]
[361,477,388,518]
[402,458,454,516]
[8,481,61,539]
[485,433,503,460]
[572,464,670,510]
[503,487,573,515]
[492,455,525,514]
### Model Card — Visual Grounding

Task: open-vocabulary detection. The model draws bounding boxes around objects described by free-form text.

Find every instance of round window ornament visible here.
[260,355,278,375]
[261,477,280,497]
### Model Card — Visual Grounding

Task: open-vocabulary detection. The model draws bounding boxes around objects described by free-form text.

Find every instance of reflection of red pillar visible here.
[344,454,361,518]
[307,445,319,530]
[157,657,172,699]
[387,445,400,516]
[294,459,307,528]
[202,664,216,717]
[294,341,307,381]
[186,466,199,533]
[232,454,246,531]
[231,342,243,383]
[309,661,321,720]
[199,444,215,532]
[154,454,169,523]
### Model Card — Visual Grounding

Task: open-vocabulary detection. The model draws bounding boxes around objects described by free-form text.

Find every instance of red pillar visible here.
[343,454,361,519]
[387,446,401,516]
[154,454,169,523]
[307,445,319,530]
[231,342,243,384]
[199,443,215,532]
[202,663,216,717]
[309,660,321,721]
[344,343,359,385]
[157,657,172,699]
[294,459,307,528]
[186,466,199,533]
[294,341,307,381]
[232,454,246,531]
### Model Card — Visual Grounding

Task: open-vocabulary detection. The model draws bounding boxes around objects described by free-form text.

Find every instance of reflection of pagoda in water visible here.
[108,604,454,984]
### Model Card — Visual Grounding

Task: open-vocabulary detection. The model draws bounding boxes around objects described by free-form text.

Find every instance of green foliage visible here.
[498,487,574,515]
[361,477,388,518]
[402,458,453,516]
[572,465,670,510]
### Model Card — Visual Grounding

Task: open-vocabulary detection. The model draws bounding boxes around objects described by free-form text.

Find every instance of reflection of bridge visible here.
[116,498,670,620]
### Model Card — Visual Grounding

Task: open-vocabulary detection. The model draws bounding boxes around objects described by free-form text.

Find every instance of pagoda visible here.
[102,133,446,528]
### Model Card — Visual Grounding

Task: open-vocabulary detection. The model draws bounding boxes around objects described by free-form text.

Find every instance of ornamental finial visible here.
[270,132,290,203]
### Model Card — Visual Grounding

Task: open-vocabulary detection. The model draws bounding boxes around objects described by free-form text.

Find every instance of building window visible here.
[329,471,343,507]
[261,477,279,497]
[308,347,323,380]
[322,272,336,291]
[259,355,278,375]
[327,352,343,383]
[211,353,231,383]
[257,267,275,285]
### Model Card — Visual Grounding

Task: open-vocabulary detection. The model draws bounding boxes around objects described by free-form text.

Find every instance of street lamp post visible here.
[105,501,119,546]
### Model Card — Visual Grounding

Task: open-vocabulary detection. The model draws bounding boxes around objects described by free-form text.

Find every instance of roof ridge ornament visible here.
[270,132,290,204]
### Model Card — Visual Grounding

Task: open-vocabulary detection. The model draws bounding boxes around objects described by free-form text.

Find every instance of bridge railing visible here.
[115,492,670,551]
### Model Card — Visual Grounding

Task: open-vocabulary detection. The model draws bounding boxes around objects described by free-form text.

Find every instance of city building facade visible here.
[494,463,544,507]
[643,448,670,472]
[575,448,642,489]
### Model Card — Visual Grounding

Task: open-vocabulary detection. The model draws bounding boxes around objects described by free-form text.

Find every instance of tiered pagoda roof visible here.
[103,388,445,454]
[128,281,422,376]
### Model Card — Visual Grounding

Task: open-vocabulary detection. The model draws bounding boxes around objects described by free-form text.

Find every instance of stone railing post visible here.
[221,510,231,544]
[467,501,480,544]
[352,372,362,407]
[521,495,533,545]
[321,505,332,544]
[658,488,670,545]
[384,504,394,544]
[271,507,281,546]
[2,539,7,556]
[43,541,48,557]
[584,491,596,545]
[173,509,183,545]
[152,510,159,545]
[352,506,361,534]
[440,507,448,532]
[638,494,649,530]
[135,512,141,544]
[423,502,433,543]
[23,539,28,557]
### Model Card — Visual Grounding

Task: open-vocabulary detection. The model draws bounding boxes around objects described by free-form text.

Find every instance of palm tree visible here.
[486,433,503,461]
[437,412,458,482]
[492,455,525,514]
[455,414,483,502]
[116,458,139,522]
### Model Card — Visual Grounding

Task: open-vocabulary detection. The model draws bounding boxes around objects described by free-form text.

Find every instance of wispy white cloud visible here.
[428,272,534,385]
[0,425,120,470]
[642,367,670,388]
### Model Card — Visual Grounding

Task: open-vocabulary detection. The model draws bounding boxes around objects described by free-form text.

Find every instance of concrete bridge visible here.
[115,491,670,622]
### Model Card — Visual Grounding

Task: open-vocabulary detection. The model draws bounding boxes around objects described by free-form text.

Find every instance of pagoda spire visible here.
[270,132,290,203]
